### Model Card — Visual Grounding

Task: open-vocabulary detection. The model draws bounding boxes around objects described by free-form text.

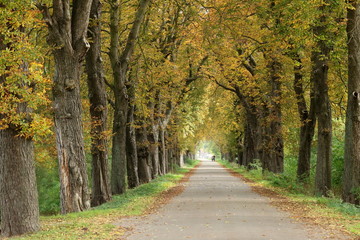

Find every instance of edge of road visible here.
[144,161,202,215]
[217,160,358,240]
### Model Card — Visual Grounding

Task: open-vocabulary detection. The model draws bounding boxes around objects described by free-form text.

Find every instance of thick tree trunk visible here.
[126,104,140,189]
[262,59,284,173]
[293,56,316,181]
[343,1,360,205]
[242,114,259,167]
[38,0,93,214]
[0,8,40,236]
[111,95,127,194]
[136,126,152,184]
[85,0,111,207]
[53,50,91,213]
[0,129,40,237]
[313,4,332,196]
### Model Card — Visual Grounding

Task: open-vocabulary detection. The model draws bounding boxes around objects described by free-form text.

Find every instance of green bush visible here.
[36,166,60,215]
[332,139,345,188]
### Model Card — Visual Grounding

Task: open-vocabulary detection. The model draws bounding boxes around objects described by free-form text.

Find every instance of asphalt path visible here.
[118,160,351,240]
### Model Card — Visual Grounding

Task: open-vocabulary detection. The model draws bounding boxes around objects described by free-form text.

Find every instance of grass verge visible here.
[11,159,199,240]
[218,160,360,238]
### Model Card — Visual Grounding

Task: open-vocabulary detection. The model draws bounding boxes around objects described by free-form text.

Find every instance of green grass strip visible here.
[11,159,199,240]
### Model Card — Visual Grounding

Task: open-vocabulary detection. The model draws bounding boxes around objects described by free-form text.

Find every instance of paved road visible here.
[118,160,350,240]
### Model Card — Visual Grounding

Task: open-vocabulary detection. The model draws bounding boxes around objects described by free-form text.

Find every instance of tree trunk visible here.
[159,127,167,174]
[242,107,262,168]
[85,0,111,207]
[126,103,140,189]
[0,7,39,236]
[313,4,332,196]
[109,0,126,195]
[38,0,93,214]
[343,1,360,205]
[262,59,284,173]
[149,127,160,178]
[0,131,40,237]
[111,96,127,194]
[136,126,152,184]
[53,50,91,213]
[293,56,316,182]
[109,0,150,194]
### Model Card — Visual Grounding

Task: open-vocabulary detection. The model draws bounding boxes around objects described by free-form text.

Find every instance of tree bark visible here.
[85,0,111,207]
[53,49,91,213]
[265,59,284,173]
[242,112,260,168]
[343,1,360,205]
[293,56,316,182]
[39,0,92,214]
[136,126,152,184]
[159,127,167,174]
[0,129,40,237]
[313,3,332,196]
[126,103,140,189]
[149,129,160,178]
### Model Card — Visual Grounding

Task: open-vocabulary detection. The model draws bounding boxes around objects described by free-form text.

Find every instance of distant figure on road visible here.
[211,155,216,162]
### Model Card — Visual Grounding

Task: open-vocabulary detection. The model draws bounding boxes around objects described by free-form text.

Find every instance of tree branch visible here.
[213,78,237,94]
[120,0,151,64]
[104,77,115,91]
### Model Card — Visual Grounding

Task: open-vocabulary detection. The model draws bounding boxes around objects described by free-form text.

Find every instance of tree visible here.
[85,0,112,207]
[0,2,50,236]
[313,1,333,196]
[291,53,316,182]
[38,0,93,213]
[108,0,151,194]
[343,0,360,205]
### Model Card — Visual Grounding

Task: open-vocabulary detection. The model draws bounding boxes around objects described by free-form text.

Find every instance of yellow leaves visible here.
[0,5,52,140]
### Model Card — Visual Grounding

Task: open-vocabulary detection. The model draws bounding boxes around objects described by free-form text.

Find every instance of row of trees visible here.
[1,0,360,238]
[185,0,359,205]
[0,0,205,237]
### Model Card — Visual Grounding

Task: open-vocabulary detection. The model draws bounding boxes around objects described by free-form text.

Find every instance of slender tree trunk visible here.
[149,127,160,178]
[343,1,360,205]
[0,129,40,237]
[109,0,126,195]
[293,56,316,181]
[109,0,150,194]
[126,103,140,189]
[313,4,332,196]
[159,127,167,174]
[85,0,111,207]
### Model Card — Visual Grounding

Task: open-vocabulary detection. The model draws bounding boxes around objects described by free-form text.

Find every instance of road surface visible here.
[117,160,351,240]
